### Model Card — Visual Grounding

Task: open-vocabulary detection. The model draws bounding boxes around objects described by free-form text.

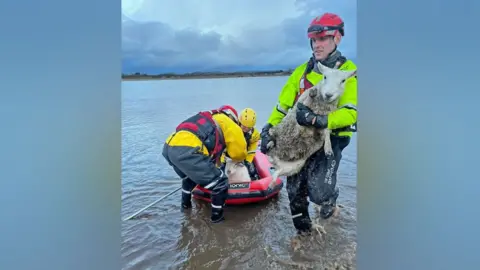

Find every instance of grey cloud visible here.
[122,1,356,72]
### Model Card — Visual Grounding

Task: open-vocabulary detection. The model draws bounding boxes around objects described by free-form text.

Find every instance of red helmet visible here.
[218,105,239,123]
[307,13,345,39]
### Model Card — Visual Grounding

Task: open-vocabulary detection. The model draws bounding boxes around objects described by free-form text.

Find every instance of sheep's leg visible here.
[269,169,282,189]
[268,157,307,189]
[322,129,334,158]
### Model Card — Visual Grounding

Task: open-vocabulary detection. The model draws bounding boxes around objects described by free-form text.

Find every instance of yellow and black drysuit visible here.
[162,109,247,223]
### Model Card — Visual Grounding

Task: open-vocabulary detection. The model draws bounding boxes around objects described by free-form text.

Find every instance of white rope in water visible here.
[122,186,182,221]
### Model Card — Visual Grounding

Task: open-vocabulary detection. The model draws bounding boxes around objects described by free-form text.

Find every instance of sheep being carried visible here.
[265,61,357,189]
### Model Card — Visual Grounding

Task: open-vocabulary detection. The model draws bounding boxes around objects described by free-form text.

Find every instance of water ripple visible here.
[122,78,358,270]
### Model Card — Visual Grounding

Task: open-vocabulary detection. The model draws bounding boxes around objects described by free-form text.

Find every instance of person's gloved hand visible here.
[296,102,328,129]
[245,161,256,176]
[260,123,274,154]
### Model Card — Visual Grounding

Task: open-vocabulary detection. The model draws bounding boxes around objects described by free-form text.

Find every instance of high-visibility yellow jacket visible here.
[219,126,260,164]
[267,59,357,137]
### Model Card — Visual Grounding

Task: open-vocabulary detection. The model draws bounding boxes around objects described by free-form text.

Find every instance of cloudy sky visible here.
[122,0,356,74]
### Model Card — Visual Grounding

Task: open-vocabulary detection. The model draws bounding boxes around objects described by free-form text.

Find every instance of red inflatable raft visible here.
[192,149,284,205]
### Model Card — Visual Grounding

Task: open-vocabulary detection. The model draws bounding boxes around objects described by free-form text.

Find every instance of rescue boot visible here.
[181,178,196,210]
[292,211,312,234]
[211,207,225,223]
[209,176,228,223]
[320,187,339,219]
[181,192,192,210]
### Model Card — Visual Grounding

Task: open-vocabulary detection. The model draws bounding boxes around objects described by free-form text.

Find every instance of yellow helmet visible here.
[239,108,257,128]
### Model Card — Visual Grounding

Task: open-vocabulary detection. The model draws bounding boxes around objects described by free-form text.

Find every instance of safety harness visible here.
[293,57,357,134]
[175,109,226,162]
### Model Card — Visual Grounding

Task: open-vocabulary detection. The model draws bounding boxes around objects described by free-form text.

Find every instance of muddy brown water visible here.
[122,77,357,270]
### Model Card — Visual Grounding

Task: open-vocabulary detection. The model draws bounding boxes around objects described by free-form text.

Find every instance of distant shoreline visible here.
[121,70,293,81]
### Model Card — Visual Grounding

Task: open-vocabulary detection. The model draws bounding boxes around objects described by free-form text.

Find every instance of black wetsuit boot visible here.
[211,207,225,223]
[210,174,228,223]
[320,187,339,219]
[181,178,196,210]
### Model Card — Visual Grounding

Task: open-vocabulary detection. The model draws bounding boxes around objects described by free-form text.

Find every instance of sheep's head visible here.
[316,62,357,103]
[225,156,244,175]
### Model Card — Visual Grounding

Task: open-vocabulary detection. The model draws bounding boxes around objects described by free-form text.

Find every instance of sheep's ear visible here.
[344,69,357,80]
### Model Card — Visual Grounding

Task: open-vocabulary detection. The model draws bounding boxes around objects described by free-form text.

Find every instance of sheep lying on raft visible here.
[224,157,252,184]
[266,62,357,189]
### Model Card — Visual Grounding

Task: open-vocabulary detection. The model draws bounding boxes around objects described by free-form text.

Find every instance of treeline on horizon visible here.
[121,68,295,78]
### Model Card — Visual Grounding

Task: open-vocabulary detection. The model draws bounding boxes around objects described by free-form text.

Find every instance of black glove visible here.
[296,102,328,129]
[245,161,256,176]
[260,123,274,154]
